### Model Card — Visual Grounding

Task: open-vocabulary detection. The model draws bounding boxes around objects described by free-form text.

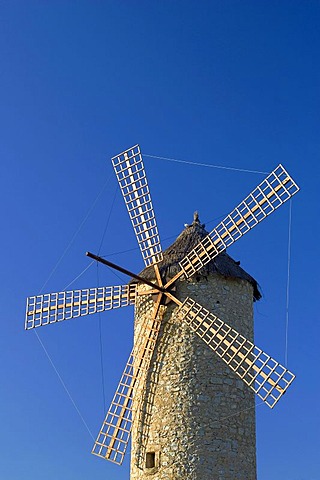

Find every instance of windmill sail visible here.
[25,284,137,329]
[178,164,299,278]
[178,297,295,408]
[92,303,163,464]
[112,145,163,267]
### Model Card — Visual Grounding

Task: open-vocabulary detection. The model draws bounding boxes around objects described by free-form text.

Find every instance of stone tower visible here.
[130,214,260,480]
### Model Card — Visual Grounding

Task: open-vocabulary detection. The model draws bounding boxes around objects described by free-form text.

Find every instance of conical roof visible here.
[136,212,261,301]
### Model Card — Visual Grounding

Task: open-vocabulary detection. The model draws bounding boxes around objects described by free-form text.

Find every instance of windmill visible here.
[25,145,299,479]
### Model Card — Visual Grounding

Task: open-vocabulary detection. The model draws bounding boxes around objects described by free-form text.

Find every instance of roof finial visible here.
[184,212,204,229]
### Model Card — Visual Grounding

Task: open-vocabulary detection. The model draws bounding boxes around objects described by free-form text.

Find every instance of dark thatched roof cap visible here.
[136,212,261,301]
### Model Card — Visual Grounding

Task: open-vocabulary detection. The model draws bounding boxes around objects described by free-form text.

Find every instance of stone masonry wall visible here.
[130,273,257,480]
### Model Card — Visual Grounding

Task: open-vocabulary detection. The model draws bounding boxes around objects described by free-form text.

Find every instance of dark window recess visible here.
[146,452,156,469]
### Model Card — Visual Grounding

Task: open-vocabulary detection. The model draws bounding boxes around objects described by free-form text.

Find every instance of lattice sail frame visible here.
[92,306,164,465]
[25,284,137,329]
[178,298,295,408]
[112,145,163,267]
[179,164,300,278]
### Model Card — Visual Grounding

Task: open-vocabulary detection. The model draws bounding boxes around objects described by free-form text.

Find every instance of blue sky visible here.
[1,2,319,479]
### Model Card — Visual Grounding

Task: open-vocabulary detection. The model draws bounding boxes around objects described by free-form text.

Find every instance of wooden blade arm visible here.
[25,284,136,329]
[112,145,163,267]
[166,165,300,286]
[178,297,295,408]
[92,300,163,464]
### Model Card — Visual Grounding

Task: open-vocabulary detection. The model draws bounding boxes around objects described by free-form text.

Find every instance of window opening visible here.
[146,452,156,469]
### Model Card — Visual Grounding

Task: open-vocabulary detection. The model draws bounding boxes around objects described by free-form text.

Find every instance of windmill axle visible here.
[86,251,166,293]
[86,251,182,306]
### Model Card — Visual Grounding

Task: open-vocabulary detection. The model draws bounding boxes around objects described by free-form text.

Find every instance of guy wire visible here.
[144,153,268,175]
[285,200,293,367]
